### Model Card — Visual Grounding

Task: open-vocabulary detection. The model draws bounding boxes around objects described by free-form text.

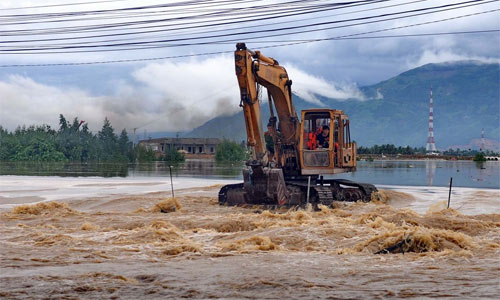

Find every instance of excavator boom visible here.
[235,43,300,170]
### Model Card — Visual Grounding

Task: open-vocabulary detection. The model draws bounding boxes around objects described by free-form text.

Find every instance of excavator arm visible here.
[235,43,299,165]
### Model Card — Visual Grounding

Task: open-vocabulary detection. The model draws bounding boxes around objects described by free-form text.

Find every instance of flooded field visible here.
[1,177,499,299]
[1,159,499,188]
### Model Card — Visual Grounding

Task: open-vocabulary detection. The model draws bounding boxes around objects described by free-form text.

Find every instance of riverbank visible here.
[358,154,500,161]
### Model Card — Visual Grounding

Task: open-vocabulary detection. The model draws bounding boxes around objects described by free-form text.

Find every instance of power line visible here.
[3,7,497,54]
[0,50,232,67]
[1,1,495,53]
[0,0,411,45]
[0,2,260,26]
[0,0,378,34]
[0,0,244,17]
[0,0,263,25]
[252,10,500,45]
[260,29,500,42]
[334,29,500,39]
[29,0,426,46]
[1,29,497,67]
[0,0,132,11]
[0,0,346,21]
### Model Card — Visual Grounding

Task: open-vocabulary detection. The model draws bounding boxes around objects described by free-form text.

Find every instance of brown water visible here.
[1,185,499,299]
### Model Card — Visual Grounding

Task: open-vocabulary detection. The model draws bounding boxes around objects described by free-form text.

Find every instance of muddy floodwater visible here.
[1,159,499,188]
[1,175,499,299]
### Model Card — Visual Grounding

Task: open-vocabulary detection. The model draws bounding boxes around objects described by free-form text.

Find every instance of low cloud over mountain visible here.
[0,56,365,132]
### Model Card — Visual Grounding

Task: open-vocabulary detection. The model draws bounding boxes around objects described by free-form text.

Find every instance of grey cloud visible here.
[1,55,366,132]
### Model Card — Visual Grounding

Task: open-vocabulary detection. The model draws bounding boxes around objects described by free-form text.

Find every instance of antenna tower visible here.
[426,87,437,152]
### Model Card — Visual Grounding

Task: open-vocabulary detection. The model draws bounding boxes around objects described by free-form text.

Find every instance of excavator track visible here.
[219,179,376,208]
[327,179,377,203]
[218,183,245,206]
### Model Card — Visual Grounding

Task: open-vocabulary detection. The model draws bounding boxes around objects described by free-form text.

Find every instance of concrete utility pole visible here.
[132,128,138,147]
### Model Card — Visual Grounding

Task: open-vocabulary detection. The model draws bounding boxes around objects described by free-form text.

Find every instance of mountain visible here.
[186,61,500,148]
[448,138,500,152]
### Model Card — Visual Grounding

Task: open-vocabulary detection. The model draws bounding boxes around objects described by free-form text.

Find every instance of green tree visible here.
[13,136,66,162]
[97,117,125,161]
[5,124,66,162]
[163,148,185,162]
[119,129,137,162]
[473,153,487,162]
[134,145,155,162]
[119,129,130,153]
[79,123,99,161]
[59,114,68,131]
[56,116,83,161]
[215,140,247,162]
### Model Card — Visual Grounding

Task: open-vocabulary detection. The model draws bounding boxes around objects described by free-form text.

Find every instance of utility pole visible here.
[132,127,138,148]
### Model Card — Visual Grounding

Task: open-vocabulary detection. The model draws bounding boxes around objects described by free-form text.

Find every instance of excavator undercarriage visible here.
[219,165,377,208]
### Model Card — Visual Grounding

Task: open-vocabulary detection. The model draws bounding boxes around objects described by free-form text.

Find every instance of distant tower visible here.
[426,87,437,152]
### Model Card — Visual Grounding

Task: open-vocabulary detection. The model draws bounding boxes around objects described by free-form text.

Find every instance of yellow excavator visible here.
[219,43,376,207]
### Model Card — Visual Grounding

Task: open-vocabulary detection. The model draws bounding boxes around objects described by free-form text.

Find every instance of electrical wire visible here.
[0,0,497,66]
[0,0,379,35]
[23,0,426,47]
[0,0,132,11]
[0,0,264,25]
[1,29,497,67]
[0,0,413,45]
[1,1,495,53]
[0,0,246,17]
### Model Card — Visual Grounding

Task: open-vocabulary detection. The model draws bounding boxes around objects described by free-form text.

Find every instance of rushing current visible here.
[0,163,499,299]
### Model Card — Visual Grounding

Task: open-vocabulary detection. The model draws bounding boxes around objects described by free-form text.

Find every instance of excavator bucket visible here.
[218,163,290,206]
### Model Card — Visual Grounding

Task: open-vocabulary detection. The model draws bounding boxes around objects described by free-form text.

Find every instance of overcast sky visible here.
[0,0,498,132]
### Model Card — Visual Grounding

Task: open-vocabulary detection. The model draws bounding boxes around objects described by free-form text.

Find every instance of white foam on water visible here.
[1,176,498,215]
[0,176,238,209]
[378,184,500,215]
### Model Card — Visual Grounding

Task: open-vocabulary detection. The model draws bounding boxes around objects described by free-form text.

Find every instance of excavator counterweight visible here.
[219,43,376,208]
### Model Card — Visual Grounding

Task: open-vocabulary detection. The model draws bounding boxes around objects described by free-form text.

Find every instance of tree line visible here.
[0,115,151,162]
[357,144,426,155]
[3,116,495,163]
[357,144,498,156]
[0,114,246,163]
[441,148,498,157]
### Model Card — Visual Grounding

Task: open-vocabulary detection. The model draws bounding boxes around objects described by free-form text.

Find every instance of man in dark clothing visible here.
[264,124,275,155]
[317,126,330,148]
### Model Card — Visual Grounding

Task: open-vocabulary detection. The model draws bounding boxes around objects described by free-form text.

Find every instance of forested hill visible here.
[185,61,499,148]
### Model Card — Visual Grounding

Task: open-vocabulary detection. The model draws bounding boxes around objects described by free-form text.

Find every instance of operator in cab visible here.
[317,125,330,149]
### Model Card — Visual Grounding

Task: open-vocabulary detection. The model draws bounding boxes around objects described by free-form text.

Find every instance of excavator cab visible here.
[299,109,356,175]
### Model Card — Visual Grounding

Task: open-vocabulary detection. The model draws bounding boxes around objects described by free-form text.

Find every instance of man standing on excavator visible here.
[264,123,275,159]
